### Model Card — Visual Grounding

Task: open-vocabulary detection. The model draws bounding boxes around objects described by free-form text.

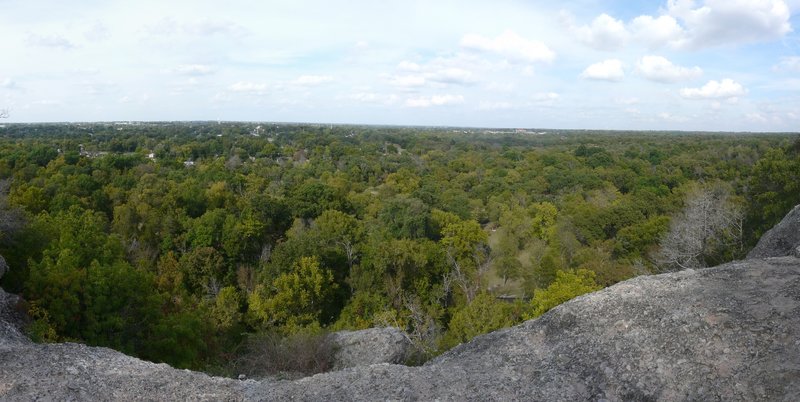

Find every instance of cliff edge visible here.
[2,206,800,401]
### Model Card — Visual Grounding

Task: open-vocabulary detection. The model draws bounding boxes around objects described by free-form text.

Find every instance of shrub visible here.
[233,330,335,379]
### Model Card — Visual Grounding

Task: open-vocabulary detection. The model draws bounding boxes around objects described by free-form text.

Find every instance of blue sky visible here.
[1,0,799,131]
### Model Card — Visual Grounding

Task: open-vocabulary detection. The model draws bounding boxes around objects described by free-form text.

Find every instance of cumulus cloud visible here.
[569,0,791,50]
[636,56,702,82]
[460,30,555,63]
[644,0,792,49]
[564,12,628,51]
[629,15,685,48]
[680,79,746,99]
[667,0,791,48]
[580,59,625,81]
[291,75,333,86]
[405,94,464,108]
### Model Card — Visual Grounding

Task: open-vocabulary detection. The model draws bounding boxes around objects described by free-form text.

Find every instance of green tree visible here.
[526,269,601,319]
[442,293,515,349]
[747,146,800,243]
[210,286,243,332]
[438,214,490,303]
[248,256,336,332]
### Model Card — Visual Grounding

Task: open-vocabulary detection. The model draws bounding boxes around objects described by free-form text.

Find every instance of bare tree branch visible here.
[653,183,743,271]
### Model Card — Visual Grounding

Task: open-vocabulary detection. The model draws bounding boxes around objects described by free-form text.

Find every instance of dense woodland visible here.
[0,122,798,373]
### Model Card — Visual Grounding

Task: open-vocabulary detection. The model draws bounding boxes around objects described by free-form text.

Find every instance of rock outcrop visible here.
[0,287,28,348]
[748,204,800,258]
[0,254,7,281]
[326,327,410,369]
[2,206,800,401]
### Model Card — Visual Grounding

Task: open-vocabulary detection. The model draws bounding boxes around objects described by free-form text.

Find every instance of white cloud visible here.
[615,97,640,105]
[229,81,269,94]
[532,92,560,102]
[397,61,422,72]
[658,112,689,122]
[774,56,800,72]
[183,19,248,37]
[746,112,768,123]
[572,0,791,51]
[485,82,514,92]
[147,17,248,37]
[460,30,555,63]
[580,59,625,81]
[172,64,216,76]
[636,56,702,82]
[666,0,791,48]
[348,92,398,105]
[387,60,476,89]
[680,79,747,99]
[291,75,333,86]
[478,101,513,110]
[387,74,427,89]
[26,33,75,49]
[405,94,464,108]
[84,22,110,42]
[427,68,475,85]
[629,15,685,48]
[566,12,629,51]
[1,79,18,90]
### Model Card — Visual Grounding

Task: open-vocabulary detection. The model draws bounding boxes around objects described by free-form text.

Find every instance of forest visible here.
[0,122,798,374]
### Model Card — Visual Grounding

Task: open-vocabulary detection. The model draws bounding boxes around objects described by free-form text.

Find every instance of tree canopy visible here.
[0,121,796,370]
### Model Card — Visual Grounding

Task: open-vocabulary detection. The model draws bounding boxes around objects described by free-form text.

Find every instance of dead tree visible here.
[653,183,743,271]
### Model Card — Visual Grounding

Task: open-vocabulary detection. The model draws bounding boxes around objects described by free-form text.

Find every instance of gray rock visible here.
[0,342,248,401]
[748,204,800,259]
[254,257,800,401]
[0,254,7,280]
[326,327,410,369]
[0,286,28,347]
[3,257,799,401]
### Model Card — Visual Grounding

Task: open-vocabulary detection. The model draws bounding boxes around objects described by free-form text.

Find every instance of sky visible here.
[1,0,799,131]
